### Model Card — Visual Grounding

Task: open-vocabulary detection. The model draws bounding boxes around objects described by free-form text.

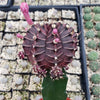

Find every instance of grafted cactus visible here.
[19,3,79,100]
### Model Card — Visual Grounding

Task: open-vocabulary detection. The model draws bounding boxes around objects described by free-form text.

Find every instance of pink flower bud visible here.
[25,28,28,31]
[16,33,23,39]
[20,2,33,25]
[53,38,60,44]
[53,28,58,35]
[18,51,25,59]
[20,2,29,13]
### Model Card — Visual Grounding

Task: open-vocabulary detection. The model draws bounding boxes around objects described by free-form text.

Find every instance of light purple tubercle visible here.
[20,2,33,25]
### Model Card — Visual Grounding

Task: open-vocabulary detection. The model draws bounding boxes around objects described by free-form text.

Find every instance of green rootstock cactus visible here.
[85,21,93,29]
[42,72,68,100]
[93,6,100,13]
[89,61,100,72]
[92,86,100,96]
[85,30,95,38]
[97,31,100,38]
[87,40,96,49]
[91,74,100,84]
[94,14,100,21]
[83,14,92,21]
[95,23,100,31]
[19,3,79,100]
[88,51,99,61]
[84,7,91,13]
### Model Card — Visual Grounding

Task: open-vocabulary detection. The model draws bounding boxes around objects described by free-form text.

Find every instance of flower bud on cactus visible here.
[53,38,60,44]
[52,28,58,35]
[18,51,25,59]
[16,33,24,39]
[20,2,33,25]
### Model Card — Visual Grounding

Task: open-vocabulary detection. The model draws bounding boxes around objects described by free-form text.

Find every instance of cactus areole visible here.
[19,3,79,100]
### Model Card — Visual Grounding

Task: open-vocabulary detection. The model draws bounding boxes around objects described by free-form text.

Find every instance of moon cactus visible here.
[18,3,79,100]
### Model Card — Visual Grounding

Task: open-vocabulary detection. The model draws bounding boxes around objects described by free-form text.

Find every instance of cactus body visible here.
[88,51,98,61]
[84,7,91,13]
[91,74,100,84]
[85,30,95,38]
[42,72,68,100]
[89,61,100,72]
[87,40,96,49]
[92,86,100,96]
[85,21,93,29]
[20,3,79,100]
[83,14,92,21]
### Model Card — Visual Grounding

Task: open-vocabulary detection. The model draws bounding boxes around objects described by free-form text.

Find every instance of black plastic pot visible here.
[0,0,14,8]
[0,5,90,100]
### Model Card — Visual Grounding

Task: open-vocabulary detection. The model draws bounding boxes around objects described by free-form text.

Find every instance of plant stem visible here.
[42,72,68,100]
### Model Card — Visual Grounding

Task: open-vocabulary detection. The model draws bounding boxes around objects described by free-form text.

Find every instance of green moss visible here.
[87,40,96,49]
[88,51,99,61]
[83,14,92,21]
[89,61,100,72]
[85,30,95,38]
[92,86,100,96]
[95,23,100,31]
[93,6,100,13]
[91,74,100,84]
[85,21,93,29]
[84,7,91,13]
[94,14,100,21]
[97,31,100,38]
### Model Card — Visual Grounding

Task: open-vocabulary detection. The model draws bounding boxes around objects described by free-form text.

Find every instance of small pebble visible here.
[4,34,13,41]
[0,11,5,17]
[21,61,28,68]
[16,77,23,85]
[4,64,9,69]
[33,76,40,83]
[0,95,4,100]
[35,95,42,100]
[74,96,82,100]
[71,78,78,85]
[0,77,8,84]
[71,60,80,67]
[16,96,22,100]
[7,23,13,29]
[22,22,28,28]
[6,49,12,55]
